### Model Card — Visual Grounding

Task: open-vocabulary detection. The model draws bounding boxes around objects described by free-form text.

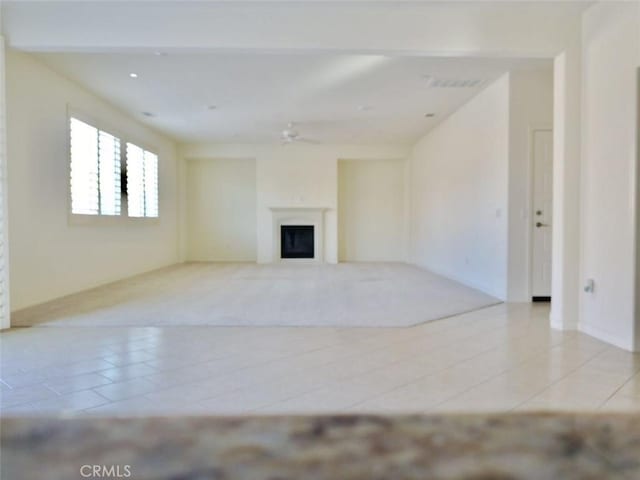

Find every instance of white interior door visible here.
[531,129,553,299]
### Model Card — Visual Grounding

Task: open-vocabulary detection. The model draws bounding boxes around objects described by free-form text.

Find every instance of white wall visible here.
[186,158,256,262]
[407,70,552,301]
[181,143,410,265]
[551,27,582,331]
[6,50,180,311]
[579,1,640,351]
[408,75,510,299]
[507,69,554,302]
[256,146,339,263]
[0,35,10,329]
[338,159,406,262]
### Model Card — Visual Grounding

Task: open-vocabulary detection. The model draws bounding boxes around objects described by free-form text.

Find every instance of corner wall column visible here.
[550,36,581,330]
[0,35,11,329]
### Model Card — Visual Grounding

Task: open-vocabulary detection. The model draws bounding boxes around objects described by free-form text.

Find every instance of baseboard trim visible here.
[578,322,636,352]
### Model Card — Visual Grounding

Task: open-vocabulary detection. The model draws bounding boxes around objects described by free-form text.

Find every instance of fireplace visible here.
[281,225,314,259]
[269,207,327,263]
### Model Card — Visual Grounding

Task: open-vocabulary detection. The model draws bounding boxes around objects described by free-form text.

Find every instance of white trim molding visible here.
[579,322,636,353]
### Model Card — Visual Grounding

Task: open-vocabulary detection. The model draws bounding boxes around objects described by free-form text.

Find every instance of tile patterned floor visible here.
[1,303,639,417]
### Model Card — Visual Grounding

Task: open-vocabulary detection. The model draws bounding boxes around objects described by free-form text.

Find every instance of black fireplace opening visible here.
[281,225,314,259]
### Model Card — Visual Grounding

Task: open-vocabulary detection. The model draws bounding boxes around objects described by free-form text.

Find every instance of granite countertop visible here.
[2,413,640,479]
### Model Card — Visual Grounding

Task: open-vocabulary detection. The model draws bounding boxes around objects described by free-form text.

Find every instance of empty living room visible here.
[1,1,639,478]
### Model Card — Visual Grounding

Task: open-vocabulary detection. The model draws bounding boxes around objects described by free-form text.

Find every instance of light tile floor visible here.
[1,303,639,417]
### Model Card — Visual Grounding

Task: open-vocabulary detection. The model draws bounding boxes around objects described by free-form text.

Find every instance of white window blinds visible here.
[69,117,121,215]
[126,142,158,218]
[98,130,121,215]
[143,151,159,217]
[70,118,99,215]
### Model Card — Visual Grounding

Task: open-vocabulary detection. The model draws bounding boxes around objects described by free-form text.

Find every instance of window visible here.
[126,143,158,218]
[69,117,121,215]
[70,116,159,220]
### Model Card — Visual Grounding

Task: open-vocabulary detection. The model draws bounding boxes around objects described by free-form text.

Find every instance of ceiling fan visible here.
[280,122,319,145]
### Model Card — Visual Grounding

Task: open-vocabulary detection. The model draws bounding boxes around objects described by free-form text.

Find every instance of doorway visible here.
[531,129,553,301]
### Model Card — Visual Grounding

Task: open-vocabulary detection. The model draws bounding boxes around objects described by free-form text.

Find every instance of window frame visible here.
[67,106,160,226]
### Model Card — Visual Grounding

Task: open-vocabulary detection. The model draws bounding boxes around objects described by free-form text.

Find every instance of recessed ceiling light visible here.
[424,113,436,118]
[357,105,372,112]
[129,73,138,78]
[154,51,168,57]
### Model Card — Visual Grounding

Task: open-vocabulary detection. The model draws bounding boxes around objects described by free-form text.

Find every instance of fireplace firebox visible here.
[280,225,314,259]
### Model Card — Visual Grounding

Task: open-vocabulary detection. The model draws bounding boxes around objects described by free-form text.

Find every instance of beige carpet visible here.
[12,262,500,327]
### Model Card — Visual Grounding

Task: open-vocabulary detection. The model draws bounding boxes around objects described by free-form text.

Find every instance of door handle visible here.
[536,222,549,228]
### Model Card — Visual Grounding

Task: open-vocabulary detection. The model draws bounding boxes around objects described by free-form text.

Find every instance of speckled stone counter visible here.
[2,414,640,479]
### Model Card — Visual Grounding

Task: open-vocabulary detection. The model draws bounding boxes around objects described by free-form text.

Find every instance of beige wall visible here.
[551,39,582,331]
[180,143,411,265]
[0,36,9,328]
[408,75,510,300]
[186,158,256,262]
[579,1,640,351]
[6,50,180,311]
[507,69,554,301]
[255,146,339,263]
[407,70,553,301]
[338,159,406,262]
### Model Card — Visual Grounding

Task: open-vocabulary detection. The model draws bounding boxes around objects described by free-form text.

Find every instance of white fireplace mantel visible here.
[269,207,330,263]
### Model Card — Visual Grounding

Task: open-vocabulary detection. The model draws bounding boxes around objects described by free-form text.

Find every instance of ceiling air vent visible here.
[423,76,487,89]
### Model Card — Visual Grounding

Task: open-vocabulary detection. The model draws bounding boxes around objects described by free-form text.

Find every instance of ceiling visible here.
[1,1,591,55]
[3,1,583,145]
[35,52,551,144]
